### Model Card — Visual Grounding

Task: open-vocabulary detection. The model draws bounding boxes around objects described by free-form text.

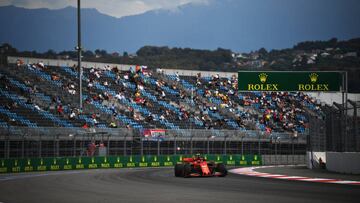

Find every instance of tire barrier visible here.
[0,154,261,173]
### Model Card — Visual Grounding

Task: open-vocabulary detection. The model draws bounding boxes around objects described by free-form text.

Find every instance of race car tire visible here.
[215,163,228,177]
[175,163,184,177]
[183,163,192,178]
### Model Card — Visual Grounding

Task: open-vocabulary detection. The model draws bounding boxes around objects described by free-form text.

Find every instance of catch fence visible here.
[0,127,306,158]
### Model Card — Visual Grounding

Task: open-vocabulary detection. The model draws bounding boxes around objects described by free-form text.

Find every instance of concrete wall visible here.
[326,152,360,174]
[7,56,135,71]
[8,56,238,78]
[306,151,326,169]
[262,155,306,165]
[158,68,237,78]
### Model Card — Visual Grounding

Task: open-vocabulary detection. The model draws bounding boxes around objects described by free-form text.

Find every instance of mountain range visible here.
[1,0,360,53]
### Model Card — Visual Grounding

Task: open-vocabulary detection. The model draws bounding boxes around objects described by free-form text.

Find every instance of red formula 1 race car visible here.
[174,154,227,177]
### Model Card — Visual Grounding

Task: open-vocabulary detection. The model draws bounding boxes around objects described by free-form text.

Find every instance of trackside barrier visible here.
[0,154,261,173]
[261,155,306,165]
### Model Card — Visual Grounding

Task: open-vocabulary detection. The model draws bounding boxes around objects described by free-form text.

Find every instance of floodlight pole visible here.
[77,0,83,110]
[344,71,348,151]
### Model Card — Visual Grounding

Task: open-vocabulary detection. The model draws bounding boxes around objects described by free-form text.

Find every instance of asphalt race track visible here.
[0,168,359,203]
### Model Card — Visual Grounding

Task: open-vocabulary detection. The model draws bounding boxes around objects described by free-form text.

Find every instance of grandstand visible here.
[0,60,321,132]
[1,57,358,158]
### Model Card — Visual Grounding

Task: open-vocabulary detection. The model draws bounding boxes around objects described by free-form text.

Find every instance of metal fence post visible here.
[56,135,60,157]
[241,136,244,155]
[81,133,85,157]
[292,137,295,164]
[123,135,127,156]
[73,135,76,157]
[39,134,42,158]
[107,135,110,156]
[53,135,56,157]
[174,136,177,155]
[141,137,144,156]
[0,128,311,159]
[279,139,282,156]
[223,136,227,155]
[21,135,25,159]
[258,136,261,155]
[212,138,215,154]
[275,140,277,165]
[190,136,193,155]
[157,138,160,156]
[5,134,10,159]
[207,136,210,154]
[2,137,5,159]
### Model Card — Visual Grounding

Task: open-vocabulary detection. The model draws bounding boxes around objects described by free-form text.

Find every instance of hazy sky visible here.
[0,0,359,52]
[0,0,210,18]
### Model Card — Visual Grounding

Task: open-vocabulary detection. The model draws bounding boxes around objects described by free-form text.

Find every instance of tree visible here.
[94,49,107,57]
[258,47,268,58]
[1,43,18,54]
[83,50,94,58]
[44,49,56,58]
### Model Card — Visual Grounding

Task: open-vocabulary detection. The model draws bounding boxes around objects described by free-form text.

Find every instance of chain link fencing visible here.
[309,102,359,152]
[0,127,306,159]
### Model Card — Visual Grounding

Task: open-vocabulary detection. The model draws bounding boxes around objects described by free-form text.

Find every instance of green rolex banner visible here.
[238,71,342,92]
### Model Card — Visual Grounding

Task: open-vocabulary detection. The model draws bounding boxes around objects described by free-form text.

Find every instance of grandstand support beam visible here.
[77,0,83,110]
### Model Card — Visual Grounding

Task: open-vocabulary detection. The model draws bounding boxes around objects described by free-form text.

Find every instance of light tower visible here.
[76,0,83,110]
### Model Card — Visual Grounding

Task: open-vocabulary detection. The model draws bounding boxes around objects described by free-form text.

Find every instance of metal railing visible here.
[309,103,360,152]
[0,127,306,158]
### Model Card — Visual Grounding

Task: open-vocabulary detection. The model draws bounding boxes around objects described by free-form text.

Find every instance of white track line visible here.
[229,165,360,186]
[0,171,83,182]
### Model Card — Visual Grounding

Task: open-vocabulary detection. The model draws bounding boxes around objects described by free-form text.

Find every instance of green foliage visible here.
[294,38,338,50]
[1,37,359,92]
[134,46,232,70]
